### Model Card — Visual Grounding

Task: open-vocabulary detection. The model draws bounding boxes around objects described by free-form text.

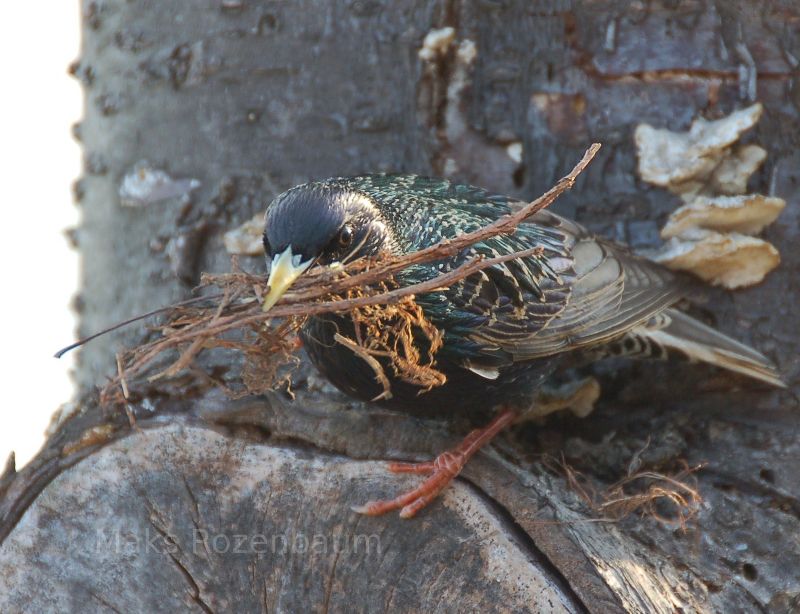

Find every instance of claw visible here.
[353,409,517,518]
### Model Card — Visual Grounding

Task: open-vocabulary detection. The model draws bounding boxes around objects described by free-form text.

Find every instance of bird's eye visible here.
[338,225,354,248]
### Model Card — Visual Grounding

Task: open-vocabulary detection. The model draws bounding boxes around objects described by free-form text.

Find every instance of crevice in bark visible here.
[460,478,596,614]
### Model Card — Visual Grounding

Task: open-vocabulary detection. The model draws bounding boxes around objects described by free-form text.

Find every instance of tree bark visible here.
[1,1,799,612]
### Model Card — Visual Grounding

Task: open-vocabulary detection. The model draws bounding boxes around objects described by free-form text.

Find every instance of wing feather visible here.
[353,175,689,366]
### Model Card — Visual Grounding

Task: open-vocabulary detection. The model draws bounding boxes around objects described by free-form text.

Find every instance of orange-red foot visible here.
[352,409,517,519]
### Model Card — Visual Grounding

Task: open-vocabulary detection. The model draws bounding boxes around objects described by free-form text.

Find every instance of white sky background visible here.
[0,5,81,466]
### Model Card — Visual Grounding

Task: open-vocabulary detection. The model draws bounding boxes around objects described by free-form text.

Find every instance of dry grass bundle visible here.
[65,145,600,407]
[551,444,704,528]
[342,285,446,400]
[595,465,703,526]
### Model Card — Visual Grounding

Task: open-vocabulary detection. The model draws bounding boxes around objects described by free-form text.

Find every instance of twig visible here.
[334,333,393,401]
[97,144,601,399]
[115,353,130,400]
[271,143,601,307]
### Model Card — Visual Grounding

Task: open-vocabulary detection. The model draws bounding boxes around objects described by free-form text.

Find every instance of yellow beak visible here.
[262,246,312,312]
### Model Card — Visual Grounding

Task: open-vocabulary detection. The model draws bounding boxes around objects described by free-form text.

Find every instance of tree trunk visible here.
[1,1,798,611]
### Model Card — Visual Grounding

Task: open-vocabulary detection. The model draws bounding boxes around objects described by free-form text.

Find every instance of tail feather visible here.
[632,309,785,388]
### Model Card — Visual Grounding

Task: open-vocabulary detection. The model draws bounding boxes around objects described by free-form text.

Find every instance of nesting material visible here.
[653,228,780,289]
[559,455,703,527]
[342,287,446,401]
[660,194,786,238]
[88,146,600,407]
[224,212,266,256]
[635,103,763,199]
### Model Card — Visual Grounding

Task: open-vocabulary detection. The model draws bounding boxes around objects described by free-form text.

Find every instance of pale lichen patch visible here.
[635,103,763,199]
[661,194,786,238]
[119,160,200,207]
[505,142,523,164]
[636,103,784,289]
[709,144,767,195]
[516,377,601,422]
[651,228,780,289]
[418,26,456,61]
[223,212,266,256]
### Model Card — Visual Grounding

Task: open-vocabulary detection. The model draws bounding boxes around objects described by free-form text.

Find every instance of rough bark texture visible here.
[1,1,799,612]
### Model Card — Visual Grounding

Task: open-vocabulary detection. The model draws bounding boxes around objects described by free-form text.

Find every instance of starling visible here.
[262,174,783,518]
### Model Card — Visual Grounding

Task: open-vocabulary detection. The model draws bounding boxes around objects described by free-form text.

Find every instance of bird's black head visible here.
[261,181,394,311]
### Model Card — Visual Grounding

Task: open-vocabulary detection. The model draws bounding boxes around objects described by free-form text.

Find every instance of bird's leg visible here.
[386,423,499,474]
[352,408,517,519]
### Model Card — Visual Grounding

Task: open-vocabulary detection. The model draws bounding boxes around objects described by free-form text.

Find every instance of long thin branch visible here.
[264,246,546,318]
[279,143,601,304]
[98,144,601,394]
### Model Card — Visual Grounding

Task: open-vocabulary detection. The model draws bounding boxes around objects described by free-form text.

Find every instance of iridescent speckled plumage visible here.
[264,174,781,417]
[262,174,783,517]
